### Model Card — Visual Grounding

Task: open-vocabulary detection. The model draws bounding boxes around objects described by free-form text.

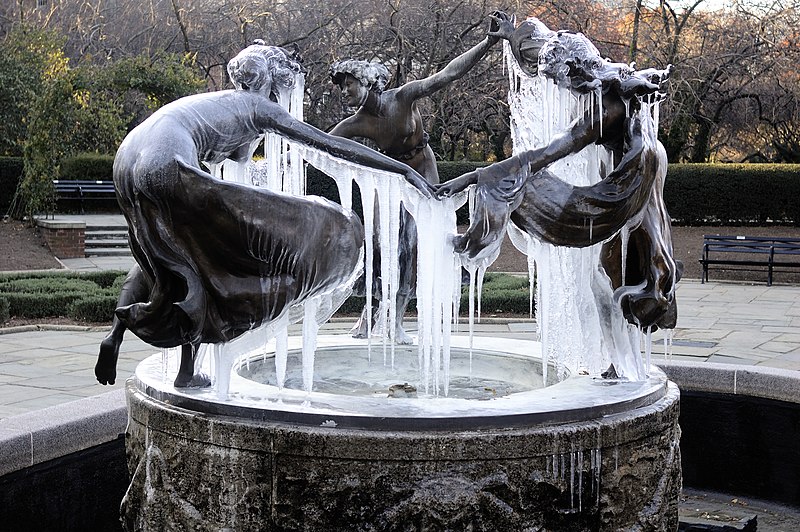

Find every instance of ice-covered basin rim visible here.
[133,335,668,430]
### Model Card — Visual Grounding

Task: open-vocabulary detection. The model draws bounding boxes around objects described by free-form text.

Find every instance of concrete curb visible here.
[0,389,126,477]
[657,359,800,404]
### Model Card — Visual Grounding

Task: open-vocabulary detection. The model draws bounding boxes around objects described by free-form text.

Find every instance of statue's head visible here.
[330,60,390,94]
[227,43,304,98]
[510,19,671,101]
[508,18,557,77]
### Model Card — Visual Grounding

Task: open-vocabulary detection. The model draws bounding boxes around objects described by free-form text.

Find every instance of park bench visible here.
[53,179,116,213]
[699,234,800,286]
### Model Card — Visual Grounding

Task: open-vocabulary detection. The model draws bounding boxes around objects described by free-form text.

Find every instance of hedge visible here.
[58,153,115,181]
[308,161,799,227]
[0,270,532,323]
[4,154,800,225]
[0,270,127,322]
[664,164,800,225]
[0,296,9,322]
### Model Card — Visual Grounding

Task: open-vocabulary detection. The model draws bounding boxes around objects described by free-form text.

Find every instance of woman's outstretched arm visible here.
[262,105,435,197]
[397,11,513,102]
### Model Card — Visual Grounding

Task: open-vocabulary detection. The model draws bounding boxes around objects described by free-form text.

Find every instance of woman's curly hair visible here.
[330,60,390,93]
[227,43,304,94]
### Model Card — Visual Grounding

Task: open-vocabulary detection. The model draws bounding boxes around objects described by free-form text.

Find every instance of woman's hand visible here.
[488,11,515,44]
[435,172,479,198]
[405,169,436,198]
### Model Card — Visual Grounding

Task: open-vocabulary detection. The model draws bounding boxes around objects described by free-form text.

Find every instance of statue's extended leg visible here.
[351,205,382,340]
[96,265,148,385]
[173,343,211,388]
[393,209,417,345]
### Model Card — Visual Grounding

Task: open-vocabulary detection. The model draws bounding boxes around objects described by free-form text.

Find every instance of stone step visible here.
[84,224,128,232]
[85,247,132,257]
[86,229,128,239]
[85,238,129,248]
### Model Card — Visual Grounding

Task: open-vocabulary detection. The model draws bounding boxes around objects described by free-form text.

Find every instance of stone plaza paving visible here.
[1,272,799,419]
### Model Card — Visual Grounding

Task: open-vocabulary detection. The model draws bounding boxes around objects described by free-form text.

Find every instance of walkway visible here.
[1,275,799,419]
[0,213,798,418]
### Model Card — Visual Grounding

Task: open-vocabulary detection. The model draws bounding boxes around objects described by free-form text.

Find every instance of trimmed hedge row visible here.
[664,164,800,225]
[311,161,800,227]
[4,153,799,225]
[0,270,128,323]
[0,270,533,324]
[59,153,115,182]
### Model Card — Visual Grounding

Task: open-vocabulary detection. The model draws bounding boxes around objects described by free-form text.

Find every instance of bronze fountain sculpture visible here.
[107,14,682,530]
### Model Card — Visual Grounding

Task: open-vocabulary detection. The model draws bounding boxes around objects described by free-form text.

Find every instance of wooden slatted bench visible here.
[53,179,116,213]
[699,234,800,285]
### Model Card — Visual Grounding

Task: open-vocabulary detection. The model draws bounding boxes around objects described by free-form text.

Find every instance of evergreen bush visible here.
[0,296,9,322]
[663,163,800,225]
[69,294,118,322]
[0,271,126,321]
[59,153,115,181]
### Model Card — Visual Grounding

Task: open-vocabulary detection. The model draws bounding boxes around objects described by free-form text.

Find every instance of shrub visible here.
[69,294,119,322]
[0,296,9,322]
[81,269,128,289]
[59,153,115,181]
[664,163,800,225]
[0,270,126,321]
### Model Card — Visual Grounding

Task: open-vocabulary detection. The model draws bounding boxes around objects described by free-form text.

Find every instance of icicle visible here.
[358,176,376,354]
[160,348,169,383]
[577,449,584,512]
[275,316,289,390]
[476,265,487,323]
[570,450,575,509]
[301,298,321,394]
[644,326,653,376]
[467,265,477,364]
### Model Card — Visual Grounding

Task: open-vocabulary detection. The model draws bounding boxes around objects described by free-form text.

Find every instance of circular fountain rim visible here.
[133,335,668,431]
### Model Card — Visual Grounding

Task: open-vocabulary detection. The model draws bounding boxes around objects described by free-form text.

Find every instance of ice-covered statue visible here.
[328,12,511,344]
[95,43,433,388]
[438,18,681,380]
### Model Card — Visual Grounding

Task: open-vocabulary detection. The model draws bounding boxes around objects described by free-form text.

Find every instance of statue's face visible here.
[510,19,555,77]
[340,74,369,108]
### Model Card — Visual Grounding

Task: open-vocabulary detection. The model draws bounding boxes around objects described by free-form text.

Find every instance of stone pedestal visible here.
[123,375,680,530]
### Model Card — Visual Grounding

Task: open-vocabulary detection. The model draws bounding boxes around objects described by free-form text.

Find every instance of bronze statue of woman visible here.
[328,11,513,344]
[96,44,433,388]
[437,19,681,333]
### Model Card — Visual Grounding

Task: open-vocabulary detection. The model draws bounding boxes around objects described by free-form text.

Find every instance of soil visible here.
[2,218,800,327]
[0,218,62,271]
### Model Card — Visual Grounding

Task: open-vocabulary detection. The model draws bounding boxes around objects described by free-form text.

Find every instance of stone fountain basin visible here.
[133,335,669,430]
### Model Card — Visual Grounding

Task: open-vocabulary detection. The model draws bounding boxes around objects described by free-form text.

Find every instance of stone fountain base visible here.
[122,336,681,531]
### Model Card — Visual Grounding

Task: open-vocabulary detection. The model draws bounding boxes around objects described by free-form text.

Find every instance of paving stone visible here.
[2,280,800,419]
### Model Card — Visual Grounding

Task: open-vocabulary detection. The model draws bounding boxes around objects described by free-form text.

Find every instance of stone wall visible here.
[35,219,85,258]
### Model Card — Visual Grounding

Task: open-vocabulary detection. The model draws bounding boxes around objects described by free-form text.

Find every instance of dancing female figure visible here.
[96,44,432,387]
[329,11,512,343]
